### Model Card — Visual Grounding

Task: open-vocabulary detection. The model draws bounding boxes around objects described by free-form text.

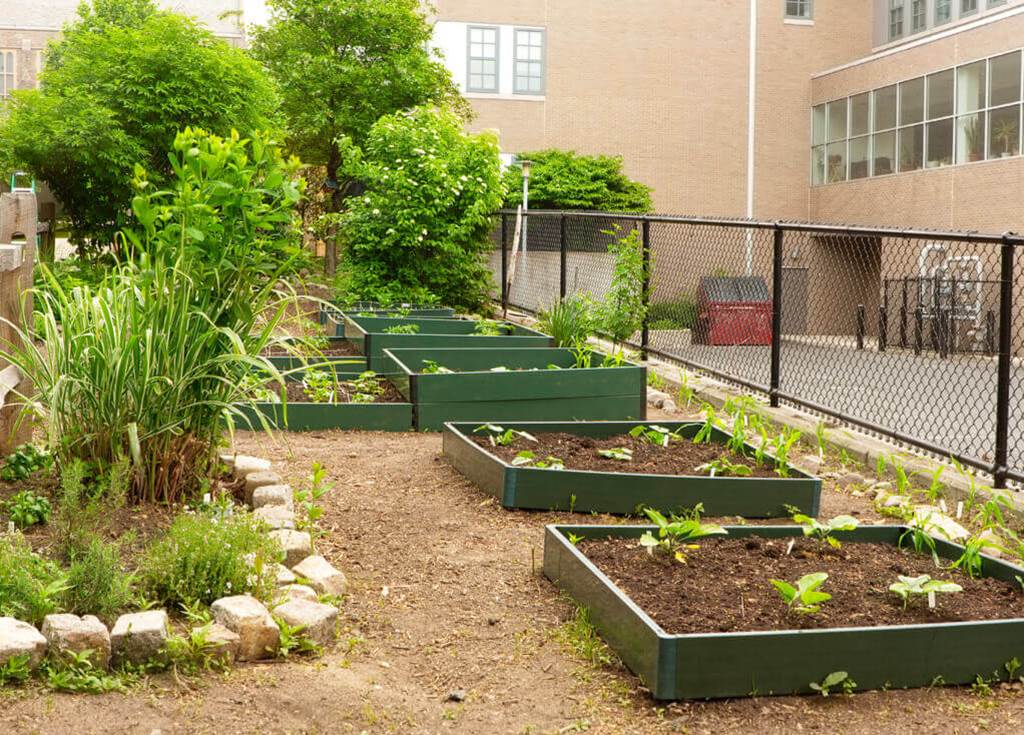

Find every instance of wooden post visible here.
[0,192,37,453]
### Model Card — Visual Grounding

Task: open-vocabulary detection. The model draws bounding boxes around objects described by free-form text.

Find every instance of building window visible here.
[961,0,979,14]
[513,28,544,95]
[935,0,952,24]
[911,0,927,31]
[889,1,905,40]
[785,0,813,19]
[466,26,499,93]
[811,50,1024,184]
[0,50,14,99]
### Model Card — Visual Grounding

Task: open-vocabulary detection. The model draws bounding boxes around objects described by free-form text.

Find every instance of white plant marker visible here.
[785,539,795,556]
[6,521,13,535]
[939,499,948,513]
[203,493,212,505]
[956,501,964,519]
[928,591,937,609]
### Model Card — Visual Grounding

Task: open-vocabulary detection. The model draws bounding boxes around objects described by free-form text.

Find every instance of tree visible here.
[338,107,504,311]
[250,0,465,215]
[0,1,280,253]
[503,149,653,213]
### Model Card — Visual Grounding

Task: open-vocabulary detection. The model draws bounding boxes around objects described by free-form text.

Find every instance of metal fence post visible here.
[559,213,568,299]
[640,219,651,361]
[856,305,866,351]
[993,236,1015,489]
[769,225,784,408]
[500,214,509,313]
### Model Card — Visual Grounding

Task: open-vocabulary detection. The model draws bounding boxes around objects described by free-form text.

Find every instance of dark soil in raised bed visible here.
[471,432,779,478]
[263,339,362,357]
[274,377,405,404]
[578,534,1024,634]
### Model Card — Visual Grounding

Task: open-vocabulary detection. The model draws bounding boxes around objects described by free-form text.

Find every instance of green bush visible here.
[503,149,653,212]
[139,511,281,608]
[61,535,137,621]
[5,491,52,529]
[537,293,594,347]
[0,535,68,626]
[599,226,649,344]
[648,299,698,330]
[339,106,505,311]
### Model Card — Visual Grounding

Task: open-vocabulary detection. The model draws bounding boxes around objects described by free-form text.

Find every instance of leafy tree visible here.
[250,0,465,215]
[338,106,504,311]
[0,1,279,253]
[600,225,649,344]
[503,149,653,212]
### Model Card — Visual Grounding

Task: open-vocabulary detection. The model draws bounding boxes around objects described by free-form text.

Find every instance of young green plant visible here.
[639,505,727,563]
[770,572,832,614]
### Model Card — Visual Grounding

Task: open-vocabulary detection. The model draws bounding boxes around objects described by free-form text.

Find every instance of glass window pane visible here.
[956,112,986,163]
[850,93,870,136]
[899,77,925,125]
[935,0,951,23]
[927,69,954,119]
[812,104,827,145]
[826,141,847,182]
[961,0,978,13]
[811,145,826,185]
[827,99,847,141]
[957,61,987,114]
[912,0,927,31]
[874,85,898,130]
[873,130,897,175]
[990,52,1022,107]
[850,136,870,179]
[899,124,924,171]
[989,104,1021,158]
[926,118,954,167]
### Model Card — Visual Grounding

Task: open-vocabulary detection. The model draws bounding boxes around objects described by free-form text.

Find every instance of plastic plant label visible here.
[956,501,964,519]
[939,499,948,513]
[928,591,937,609]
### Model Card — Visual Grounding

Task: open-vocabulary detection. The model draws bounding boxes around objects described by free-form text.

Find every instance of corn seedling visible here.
[511,450,564,470]
[952,535,999,579]
[473,424,537,447]
[950,456,988,514]
[770,572,831,614]
[814,421,829,462]
[770,428,801,478]
[692,404,717,444]
[601,349,630,368]
[639,505,727,563]
[876,454,887,480]
[810,670,856,696]
[570,340,594,369]
[696,457,753,477]
[598,447,633,461]
[923,465,945,503]
[889,574,962,610]
[972,491,1013,530]
[647,371,667,391]
[792,513,859,550]
[891,457,912,495]
[629,424,682,447]
[898,517,941,566]
[754,425,769,466]
[383,324,420,334]
[677,371,695,407]
[303,369,336,403]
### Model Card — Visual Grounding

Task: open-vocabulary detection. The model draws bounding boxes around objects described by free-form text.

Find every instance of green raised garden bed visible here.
[442,421,820,517]
[320,302,456,324]
[265,337,368,380]
[383,347,646,431]
[233,401,412,432]
[544,523,1024,700]
[341,315,553,371]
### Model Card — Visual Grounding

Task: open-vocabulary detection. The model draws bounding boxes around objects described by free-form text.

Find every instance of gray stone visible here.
[254,505,296,530]
[233,455,271,479]
[646,389,669,407]
[913,505,969,541]
[292,555,348,597]
[269,529,312,567]
[245,471,283,504]
[201,623,241,664]
[0,617,47,669]
[837,473,866,489]
[110,610,169,666]
[252,484,293,510]
[660,399,678,414]
[978,528,1007,558]
[279,584,318,603]
[211,595,279,661]
[41,614,111,669]
[275,563,297,586]
[272,599,338,647]
[883,493,910,508]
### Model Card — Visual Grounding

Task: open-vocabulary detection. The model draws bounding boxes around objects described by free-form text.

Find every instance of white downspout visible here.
[745,0,757,275]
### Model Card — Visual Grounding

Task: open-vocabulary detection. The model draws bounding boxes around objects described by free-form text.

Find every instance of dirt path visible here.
[3,427,1024,734]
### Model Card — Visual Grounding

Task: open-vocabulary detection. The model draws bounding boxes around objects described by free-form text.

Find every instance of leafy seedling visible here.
[1,444,52,482]
[889,574,962,610]
[771,572,832,614]
[472,319,509,336]
[302,369,336,403]
[598,447,633,462]
[474,424,537,447]
[346,371,385,403]
[951,535,1000,579]
[770,428,801,478]
[629,424,682,447]
[5,490,52,529]
[696,457,752,477]
[511,450,564,470]
[421,360,454,374]
[692,404,717,444]
[792,513,859,550]
[810,670,856,696]
[639,505,727,563]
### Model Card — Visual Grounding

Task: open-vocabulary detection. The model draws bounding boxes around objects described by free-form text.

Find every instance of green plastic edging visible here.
[442,421,821,518]
[384,347,647,431]
[233,402,412,432]
[543,523,1024,700]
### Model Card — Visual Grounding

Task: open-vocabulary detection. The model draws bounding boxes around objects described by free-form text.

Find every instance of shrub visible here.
[599,226,649,344]
[5,491,52,529]
[339,106,505,311]
[139,511,281,608]
[503,149,653,213]
[537,293,594,347]
[0,535,68,626]
[648,298,698,330]
[61,535,137,621]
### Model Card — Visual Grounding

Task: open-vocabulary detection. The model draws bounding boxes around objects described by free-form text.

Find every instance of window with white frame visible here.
[811,49,1023,185]
[785,0,813,19]
[0,50,15,99]
[935,0,952,24]
[911,0,928,31]
[889,0,905,40]
[467,26,499,93]
[961,0,979,14]
[513,29,544,95]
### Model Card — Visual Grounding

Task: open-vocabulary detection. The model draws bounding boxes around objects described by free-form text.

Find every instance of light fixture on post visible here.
[520,159,532,262]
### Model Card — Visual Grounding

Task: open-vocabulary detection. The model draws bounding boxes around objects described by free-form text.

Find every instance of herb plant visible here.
[0,444,52,482]
[421,360,454,375]
[770,572,831,614]
[792,513,859,550]
[889,574,962,609]
[295,462,333,552]
[6,490,53,529]
[639,505,727,563]
[472,319,509,336]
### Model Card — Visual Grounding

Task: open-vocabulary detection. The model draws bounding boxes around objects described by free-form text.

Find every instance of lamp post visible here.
[520,160,532,262]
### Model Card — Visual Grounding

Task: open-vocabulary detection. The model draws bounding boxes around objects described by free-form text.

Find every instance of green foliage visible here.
[696,457,753,477]
[889,574,962,609]
[347,371,386,404]
[570,341,595,369]
[382,324,420,335]
[554,604,616,668]
[692,405,718,444]
[62,535,137,620]
[770,572,832,614]
[598,226,648,344]
[275,616,324,658]
[647,299,698,330]
[161,622,233,677]
[5,491,52,529]
[0,535,69,626]
[474,424,538,447]
[472,319,510,336]
[420,360,454,375]
[792,513,859,550]
[951,536,999,579]
[502,150,653,212]
[303,370,337,404]
[0,444,53,482]
[510,451,564,470]
[629,424,683,447]
[598,447,633,462]
[0,2,279,251]
[639,505,727,562]
[295,463,333,552]
[810,670,856,696]
[537,294,594,347]
[770,428,802,478]
[338,107,504,311]
[139,510,280,608]
[42,650,131,693]
[0,654,32,686]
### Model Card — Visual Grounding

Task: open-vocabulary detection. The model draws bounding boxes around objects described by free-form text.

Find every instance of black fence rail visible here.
[490,209,1024,488]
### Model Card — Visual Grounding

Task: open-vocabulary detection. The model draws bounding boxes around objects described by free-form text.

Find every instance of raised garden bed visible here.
[442,421,820,517]
[544,523,1024,700]
[383,347,646,431]
[340,315,553,371]
[319,302,456,325]
[262,337,368,379]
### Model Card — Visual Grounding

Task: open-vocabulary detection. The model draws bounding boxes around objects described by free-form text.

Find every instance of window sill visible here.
[464,92,546,102]
[783,18,815,26]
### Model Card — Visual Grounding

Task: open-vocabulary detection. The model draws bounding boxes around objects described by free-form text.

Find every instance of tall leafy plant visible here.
[599,225,649,345]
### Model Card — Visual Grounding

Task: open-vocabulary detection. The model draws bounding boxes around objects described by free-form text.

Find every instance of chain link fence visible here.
[490,210,1024,488]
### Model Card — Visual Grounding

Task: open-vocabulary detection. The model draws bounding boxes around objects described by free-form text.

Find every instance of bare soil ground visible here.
[3,414,1024,734]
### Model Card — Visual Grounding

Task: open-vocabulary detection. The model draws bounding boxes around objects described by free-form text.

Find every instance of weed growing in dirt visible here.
[889,574,962,610]
[295,462,333,553]
[0,534,68,625]
[0,654,31,685]
[810,670,856,696]
[677,372,695,407]
[276,616,323,658]
[42,650,132,693]
[791,513,859,551]
[5,490,52,529]
[814,422,829,461]
[554,604,616,668]
[647,371,667,391]
[639,505,726,562]
[161,623,233,677]
[770,572,831,614]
